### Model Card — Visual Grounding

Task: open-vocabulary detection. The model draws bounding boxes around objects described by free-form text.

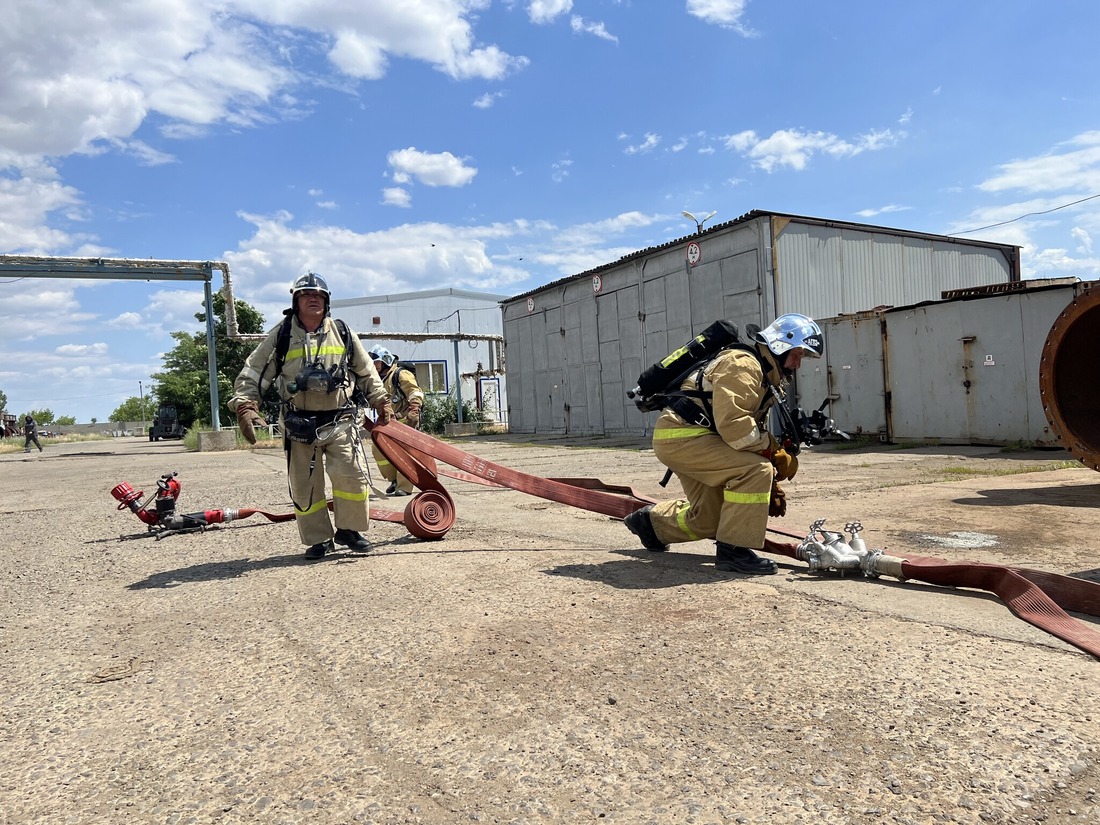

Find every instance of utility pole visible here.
[139,381,146,434]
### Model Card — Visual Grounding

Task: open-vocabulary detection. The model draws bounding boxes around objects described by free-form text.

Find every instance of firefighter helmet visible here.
[290,272,331,313]
[754,313,823,358]
[368,345,396,368]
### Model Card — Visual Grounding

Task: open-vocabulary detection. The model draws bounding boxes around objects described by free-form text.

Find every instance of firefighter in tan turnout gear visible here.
[367,346,425,496]
[228,272,395,561]
[624,314,823,575]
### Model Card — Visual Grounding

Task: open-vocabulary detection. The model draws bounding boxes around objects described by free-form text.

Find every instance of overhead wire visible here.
[951,192,1100,235]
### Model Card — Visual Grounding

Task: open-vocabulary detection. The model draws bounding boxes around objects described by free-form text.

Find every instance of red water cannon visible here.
[110,471,295,539]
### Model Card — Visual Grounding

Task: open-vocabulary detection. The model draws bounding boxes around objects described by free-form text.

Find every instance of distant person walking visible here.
[23,415,43,453]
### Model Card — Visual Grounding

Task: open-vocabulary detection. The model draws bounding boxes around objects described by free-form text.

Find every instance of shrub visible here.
[419,394,487,435]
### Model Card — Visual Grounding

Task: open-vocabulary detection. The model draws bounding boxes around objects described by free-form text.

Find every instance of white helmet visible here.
[754,313,824,358]
[368,345,396,368]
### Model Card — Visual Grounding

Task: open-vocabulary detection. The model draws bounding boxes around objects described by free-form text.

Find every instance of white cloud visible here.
[570,16,618,43]
[1072,227,1093,255]
[473,91,505,109]
[686,0,756,35]
[724,127,903,172]
[529,0,573,24]
[110,312,145,328]
[386,147,478,187]
[382,187,412,208]
[856,204,911,218]
[623,133,661,155]
[977,131,1100,194]
[56,343,109,356]
[551,159,573,183]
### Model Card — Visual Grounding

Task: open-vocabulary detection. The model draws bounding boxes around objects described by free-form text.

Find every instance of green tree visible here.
[152,293,267,427]
[110,397,149,423]
[24,408,55,425]
[55,415,76,426]
[0,388,7,414]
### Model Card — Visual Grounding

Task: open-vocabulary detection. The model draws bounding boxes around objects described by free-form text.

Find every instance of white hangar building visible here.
[500,210,1021,436]
[331,288,508,423]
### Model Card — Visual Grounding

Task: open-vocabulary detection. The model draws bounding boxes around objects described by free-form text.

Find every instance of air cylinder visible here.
[1039,284,1100,471]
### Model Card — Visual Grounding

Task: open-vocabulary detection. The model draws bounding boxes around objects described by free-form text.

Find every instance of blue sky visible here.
[3,0,1100,424]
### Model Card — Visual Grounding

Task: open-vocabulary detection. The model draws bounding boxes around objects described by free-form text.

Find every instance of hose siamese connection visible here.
[767,521,1100,660]
[794,519,906,579]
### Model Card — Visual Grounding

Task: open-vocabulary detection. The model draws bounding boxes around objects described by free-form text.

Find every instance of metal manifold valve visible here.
[795,519,906,580]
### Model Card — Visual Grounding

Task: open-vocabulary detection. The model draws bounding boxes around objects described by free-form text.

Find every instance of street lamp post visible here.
[139,381,146,434]
[682,209,717,235]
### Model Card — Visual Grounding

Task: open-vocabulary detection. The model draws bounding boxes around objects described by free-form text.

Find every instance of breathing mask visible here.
[288,361,343,395]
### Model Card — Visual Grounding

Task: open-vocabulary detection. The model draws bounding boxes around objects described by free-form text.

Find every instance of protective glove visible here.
[235,400,268,445]
[405,402,421,429]
[771,448,799,481]
[769,480,787,518]
[373,399,395,426]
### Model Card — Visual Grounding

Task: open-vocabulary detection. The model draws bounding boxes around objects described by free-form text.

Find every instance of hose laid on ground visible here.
[764,527,1100,660]
[366,420,1100,658]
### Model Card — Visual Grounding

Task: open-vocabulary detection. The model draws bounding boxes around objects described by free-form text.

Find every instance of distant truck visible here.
[149,405,187,441]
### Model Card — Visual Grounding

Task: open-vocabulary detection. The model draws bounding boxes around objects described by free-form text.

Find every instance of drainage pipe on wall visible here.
[1040,283,1100,471]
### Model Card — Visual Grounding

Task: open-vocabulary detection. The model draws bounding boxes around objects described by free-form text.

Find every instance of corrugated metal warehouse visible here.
[500,210,1021,436]
[331,288,507,423]
[799,278,1089,446]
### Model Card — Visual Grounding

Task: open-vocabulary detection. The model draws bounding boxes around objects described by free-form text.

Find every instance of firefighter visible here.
[228,272,394,561]
[624,313,823,575]
[367,345,425,496]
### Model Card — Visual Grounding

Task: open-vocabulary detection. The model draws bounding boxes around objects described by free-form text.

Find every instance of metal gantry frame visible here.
[0,255,227,430]
[0,254,507,431]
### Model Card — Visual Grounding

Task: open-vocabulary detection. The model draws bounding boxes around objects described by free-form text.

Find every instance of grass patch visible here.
[0,432,112,454]
[941,461,1082,477]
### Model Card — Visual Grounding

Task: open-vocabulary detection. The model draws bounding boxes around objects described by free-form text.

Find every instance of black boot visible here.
[624,505,668,552]
[334,529,373,553]
[304,539,333,560]
[715,542,777,575]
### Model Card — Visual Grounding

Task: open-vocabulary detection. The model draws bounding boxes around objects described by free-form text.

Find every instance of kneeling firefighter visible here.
[624,313,823,575]
[228,272,395,561]
[367,345,425,496]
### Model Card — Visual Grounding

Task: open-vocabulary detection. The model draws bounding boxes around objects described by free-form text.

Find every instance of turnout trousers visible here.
[288,430,371,546]
[648,428,774,550]
[371,441,415,494]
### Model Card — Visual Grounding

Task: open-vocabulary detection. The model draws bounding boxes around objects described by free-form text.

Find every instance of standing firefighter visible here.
[367,346,425,496]
[624,314,823,575]
[228,272,395,561]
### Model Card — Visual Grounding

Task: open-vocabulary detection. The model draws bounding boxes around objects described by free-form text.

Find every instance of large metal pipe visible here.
[1040,283,1100,470]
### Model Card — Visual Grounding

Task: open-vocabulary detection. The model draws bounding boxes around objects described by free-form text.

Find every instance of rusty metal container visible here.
[1040,283,1100,470]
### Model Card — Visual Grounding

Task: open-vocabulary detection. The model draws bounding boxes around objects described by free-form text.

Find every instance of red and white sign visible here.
[686,241,702,267]
[526,297,535,313]
[592,275,603,294]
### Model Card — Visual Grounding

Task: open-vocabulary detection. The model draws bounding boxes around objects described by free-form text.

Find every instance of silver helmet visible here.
[754,313,823,358]
[368,345,396,368]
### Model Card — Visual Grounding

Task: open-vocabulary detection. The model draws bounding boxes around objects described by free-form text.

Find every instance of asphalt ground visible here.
[1,434,1097,824]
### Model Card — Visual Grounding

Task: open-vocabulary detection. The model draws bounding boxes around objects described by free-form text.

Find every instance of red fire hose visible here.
[368,420,1100,659]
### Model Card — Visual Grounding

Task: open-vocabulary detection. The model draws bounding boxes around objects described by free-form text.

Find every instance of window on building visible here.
[409,361,448,394]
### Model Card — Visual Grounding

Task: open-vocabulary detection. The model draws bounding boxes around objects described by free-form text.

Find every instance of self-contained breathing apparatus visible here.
[627,319,848,457]
[274,317,359,445]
